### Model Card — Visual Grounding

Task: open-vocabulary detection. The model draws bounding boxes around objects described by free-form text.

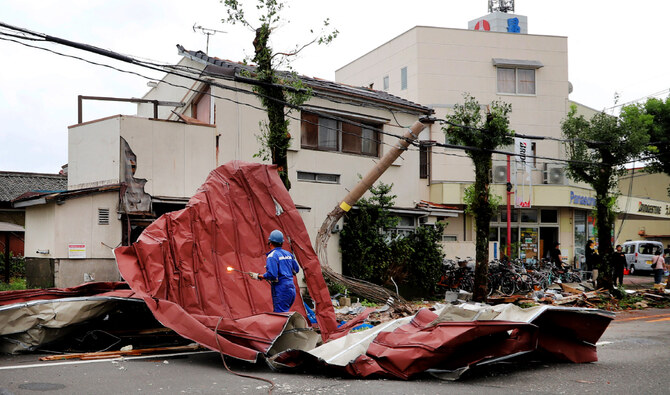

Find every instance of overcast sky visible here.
[1,0,669,173]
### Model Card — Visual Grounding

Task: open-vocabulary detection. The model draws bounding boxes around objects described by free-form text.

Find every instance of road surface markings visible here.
[616,313,670,322]
[647,317,670,323]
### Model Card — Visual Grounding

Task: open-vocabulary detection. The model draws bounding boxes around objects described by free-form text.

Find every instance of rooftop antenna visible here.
[193,24,227,54]
[489,0,515,13]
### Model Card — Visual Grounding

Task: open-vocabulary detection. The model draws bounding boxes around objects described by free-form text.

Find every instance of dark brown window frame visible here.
[300,112,380,157]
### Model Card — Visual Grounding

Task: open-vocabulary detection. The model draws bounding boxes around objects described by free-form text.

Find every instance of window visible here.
[540,209,558,223]
[297,171,340,184]
[531,142,537,168]
[301,112,380,157]
[520,209,537,223]
[383,75,389,91]
[419,144,430,179]
[98,208,110,225]
[442,235,458,242]
[388,215,415,238]
[192,85,212,123]
[318,117,338,151]
[400,67,407,90]
[500,209,518,223]
[497,67,535,95]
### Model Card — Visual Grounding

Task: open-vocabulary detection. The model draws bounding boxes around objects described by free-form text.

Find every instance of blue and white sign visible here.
[569,191,596,207]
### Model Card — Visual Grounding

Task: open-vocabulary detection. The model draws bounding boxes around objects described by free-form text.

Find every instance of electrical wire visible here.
[0,22,659,170]
[215,316,274,395]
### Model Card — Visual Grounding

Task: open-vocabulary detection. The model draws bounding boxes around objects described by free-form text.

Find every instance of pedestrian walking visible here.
[651,249,665,285]
[611,245,626,287]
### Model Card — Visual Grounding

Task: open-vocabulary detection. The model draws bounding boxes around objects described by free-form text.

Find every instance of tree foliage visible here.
[221,0,338,189]
[339,182,445,297]
[561,104,651,289]
[442,94,514,302]
[620,95,670,196]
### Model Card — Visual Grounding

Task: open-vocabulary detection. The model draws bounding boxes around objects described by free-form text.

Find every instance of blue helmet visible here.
[268,229,284,244]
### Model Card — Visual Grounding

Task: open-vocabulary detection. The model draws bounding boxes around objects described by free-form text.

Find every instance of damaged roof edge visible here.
[175,44,433,115]
[12,184,121,208]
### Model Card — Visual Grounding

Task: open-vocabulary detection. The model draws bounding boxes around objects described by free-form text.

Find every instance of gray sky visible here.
[1,0,669,173]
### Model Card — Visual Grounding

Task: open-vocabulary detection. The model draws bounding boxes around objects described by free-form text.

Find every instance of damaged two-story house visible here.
[17,45,460,288]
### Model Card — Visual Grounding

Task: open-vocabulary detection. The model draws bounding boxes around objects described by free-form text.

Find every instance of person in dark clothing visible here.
[585,240,597,271]
[549,242,564,269]
[612,244,626,287]
[585,240,599,283]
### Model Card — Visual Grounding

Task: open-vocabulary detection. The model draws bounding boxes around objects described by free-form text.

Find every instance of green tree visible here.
[222,0,337,189]
[442,95,514,302]
[561,105,651,289]
[339,182,399,282]
[622,95,670,196]
[339,182,446,296]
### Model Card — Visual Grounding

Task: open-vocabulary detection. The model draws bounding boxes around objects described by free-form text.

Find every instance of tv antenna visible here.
[193,24,227,54]
[489,0,515,13]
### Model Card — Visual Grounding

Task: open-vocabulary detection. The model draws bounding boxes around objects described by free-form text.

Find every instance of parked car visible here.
[621,241,664,274]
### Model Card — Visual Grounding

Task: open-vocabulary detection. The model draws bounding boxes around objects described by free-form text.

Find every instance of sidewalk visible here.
[623,274,661,290]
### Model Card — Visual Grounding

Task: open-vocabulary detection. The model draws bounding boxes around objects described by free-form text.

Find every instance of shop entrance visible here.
[539,227,559,261]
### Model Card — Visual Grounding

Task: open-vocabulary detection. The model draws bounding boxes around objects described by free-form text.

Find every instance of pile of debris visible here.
[487,282,670,311]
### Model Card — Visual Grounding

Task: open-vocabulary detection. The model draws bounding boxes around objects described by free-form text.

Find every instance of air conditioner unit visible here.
[492,165,508,183]
[543,163,565,185]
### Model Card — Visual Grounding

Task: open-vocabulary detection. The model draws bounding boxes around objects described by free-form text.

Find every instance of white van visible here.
[621,241,664,274]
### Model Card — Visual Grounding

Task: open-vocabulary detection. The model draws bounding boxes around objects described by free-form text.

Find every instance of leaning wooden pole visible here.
[315,119,431,312]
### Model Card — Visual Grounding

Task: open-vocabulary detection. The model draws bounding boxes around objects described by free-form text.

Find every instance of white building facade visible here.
[334,13,606,264]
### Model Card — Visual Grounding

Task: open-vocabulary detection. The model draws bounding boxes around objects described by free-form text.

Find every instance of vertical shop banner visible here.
[514,138,532,208]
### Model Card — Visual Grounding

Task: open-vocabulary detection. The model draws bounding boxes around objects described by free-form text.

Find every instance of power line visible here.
[0,22,656,171]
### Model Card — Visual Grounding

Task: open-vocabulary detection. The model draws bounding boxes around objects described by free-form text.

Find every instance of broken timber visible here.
[39,344,203,361]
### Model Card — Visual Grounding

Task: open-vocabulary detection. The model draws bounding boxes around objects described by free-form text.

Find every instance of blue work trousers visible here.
[271,279,296,313]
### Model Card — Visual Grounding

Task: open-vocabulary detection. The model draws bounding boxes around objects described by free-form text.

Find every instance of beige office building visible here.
[336,11,616,263]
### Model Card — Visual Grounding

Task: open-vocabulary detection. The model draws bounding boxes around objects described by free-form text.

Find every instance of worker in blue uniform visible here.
[249,230,300,313]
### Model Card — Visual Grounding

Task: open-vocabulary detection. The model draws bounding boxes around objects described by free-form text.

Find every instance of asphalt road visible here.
[0,307,668,394]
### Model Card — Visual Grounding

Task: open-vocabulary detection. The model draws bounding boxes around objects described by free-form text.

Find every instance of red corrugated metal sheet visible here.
[114,161,340,362]
[0,282,134,305]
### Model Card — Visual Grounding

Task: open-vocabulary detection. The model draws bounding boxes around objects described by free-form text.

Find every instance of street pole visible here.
[4,233,10,283]
[506,155,512,258]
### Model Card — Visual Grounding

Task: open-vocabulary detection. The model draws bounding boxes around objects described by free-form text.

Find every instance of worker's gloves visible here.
[249,272,259,280]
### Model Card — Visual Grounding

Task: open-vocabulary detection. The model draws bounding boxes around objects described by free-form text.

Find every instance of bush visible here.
[0,277,27,291]
[339,182,445,298]
[0,252,25,278]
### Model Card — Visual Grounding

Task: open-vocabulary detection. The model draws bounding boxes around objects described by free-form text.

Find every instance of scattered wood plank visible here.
[560,283,583,295]
[39,344,202,361]
[553,290,602,305]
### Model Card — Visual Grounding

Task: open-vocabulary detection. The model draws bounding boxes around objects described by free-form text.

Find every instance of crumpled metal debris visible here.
[271,303,614,379]
[113,161,343,362]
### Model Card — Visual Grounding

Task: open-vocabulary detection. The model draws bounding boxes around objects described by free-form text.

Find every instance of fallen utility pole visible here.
[315,118,431,312]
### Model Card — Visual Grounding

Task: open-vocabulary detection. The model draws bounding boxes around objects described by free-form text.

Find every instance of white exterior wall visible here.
[336,26,570,186]
[68,116,121,190]
[24,203,56,259]
[52,192,120,259]
[120,117,216,198]
[68,115,216,199]
[138,59,203,120]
